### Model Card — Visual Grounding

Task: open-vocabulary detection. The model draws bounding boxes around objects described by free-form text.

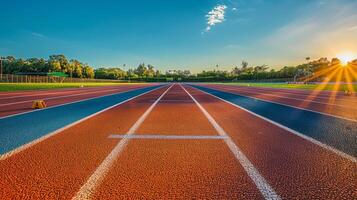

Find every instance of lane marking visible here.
[157,99,193,103]
[218,87,357,109]
[181,84,281,200]
[0,85,166,161]
[213,84,357,103]
[0,87,117,100]
[196,84,357,123]
[0,85,151,120]
[215,84,353,97]
[72,84,174,200]
[0,87,133,106]
[0,87,91,98]
[189,85,357,163]
[108,134,227,140]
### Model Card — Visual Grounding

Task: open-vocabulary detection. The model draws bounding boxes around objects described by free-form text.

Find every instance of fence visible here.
[0,74,128,83]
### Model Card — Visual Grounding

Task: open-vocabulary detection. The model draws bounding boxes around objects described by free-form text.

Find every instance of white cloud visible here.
[205,4,227,32]
[31,32,46,39]
[348,25,357,31]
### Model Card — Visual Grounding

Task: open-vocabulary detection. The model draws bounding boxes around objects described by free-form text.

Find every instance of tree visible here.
[253,64,268,73]
[241,61,248,69]
[155,70,161,77]
[49,61,61,72]
[49,54,69,72]
[94,67,126,80]
[82,65,94,79]
[135,63,147,77]
[2,54,95,79]
[146,64,155,77]
[331,58,341,66]
[232,65,241,76]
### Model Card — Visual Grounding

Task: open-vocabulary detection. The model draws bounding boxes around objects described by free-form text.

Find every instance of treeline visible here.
[1,55,94,78]
[187,57,357,82]
[94,65,193,82]
[2,54,357,82]
[94,63,162,81]
[82,56,357,83]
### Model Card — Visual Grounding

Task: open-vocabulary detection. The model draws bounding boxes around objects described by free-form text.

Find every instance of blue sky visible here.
[1,0,357,72]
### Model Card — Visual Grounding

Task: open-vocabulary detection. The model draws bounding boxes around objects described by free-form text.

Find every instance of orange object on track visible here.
[32,100,47,109]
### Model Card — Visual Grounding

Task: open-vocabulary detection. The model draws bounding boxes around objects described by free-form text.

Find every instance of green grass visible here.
[0,82,145,92]
[214,82,357,92]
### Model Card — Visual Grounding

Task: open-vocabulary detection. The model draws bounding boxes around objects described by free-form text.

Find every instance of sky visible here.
[1,0,357,72]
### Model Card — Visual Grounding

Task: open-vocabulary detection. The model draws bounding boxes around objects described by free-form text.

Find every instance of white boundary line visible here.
[188,85,357,163]
[214,83,352,96]
[214,84,357,103]
[108,134,227,140]
[71,84,174,200]
[219,87,357,109]
[194,84,357,123]
[0,87,91,98]
[0,86,114,100]
[0,85,167,161]
[0,87,125,106]
[181,84,281,200]
[0,85,153,120]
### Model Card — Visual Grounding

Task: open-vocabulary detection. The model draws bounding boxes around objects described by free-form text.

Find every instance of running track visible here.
[0,84,153,118]
[0,83,355,199]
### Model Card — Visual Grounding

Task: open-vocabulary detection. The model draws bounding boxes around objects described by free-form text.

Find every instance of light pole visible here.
[0,56,5,81]
[122,64,126,81]
[0,58,2,80]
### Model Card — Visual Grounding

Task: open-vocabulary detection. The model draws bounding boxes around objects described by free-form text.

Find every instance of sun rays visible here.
[337,53,356,66]
[298,60,356,109]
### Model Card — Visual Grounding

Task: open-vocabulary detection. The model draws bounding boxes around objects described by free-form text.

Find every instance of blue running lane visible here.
[190,84,357,158]
[0,85,163,155]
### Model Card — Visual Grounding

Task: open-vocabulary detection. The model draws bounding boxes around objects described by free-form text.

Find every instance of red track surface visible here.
[0,83,355,199]
[0,84,151,118]
[184,85,355,199]
[200,84,357,121]
[92,84,262,199]
[0,86,168,199]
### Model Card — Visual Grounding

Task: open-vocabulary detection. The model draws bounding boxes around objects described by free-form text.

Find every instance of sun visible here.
[336,52,355,65]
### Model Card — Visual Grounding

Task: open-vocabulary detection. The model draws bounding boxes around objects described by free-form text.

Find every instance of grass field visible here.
[0,82,144,92]
[216,82,357,92]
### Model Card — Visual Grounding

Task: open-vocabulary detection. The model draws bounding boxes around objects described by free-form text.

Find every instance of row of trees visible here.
[190,57,357,82]
[1,55,164,80]
[2,54,357,82]
[1,55,94,78]
[94,63,162,80]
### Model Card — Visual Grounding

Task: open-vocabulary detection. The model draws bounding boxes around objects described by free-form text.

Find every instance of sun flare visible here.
[336,52,356,65]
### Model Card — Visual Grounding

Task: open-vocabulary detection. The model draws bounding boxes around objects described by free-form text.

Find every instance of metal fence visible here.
[0,74,127,83]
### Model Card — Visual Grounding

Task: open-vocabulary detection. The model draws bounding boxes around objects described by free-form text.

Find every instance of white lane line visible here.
[158,99,193,103]
[0,85,150,120]
[0,85,167,161]
[220,87,357,109]
[189,85,357,163]
[215,85,357,103]
[108,134,227,140]
[0,87,111,100]
[180,84,281,200]
[0,87,128,106]
[71,84,174,200]
[197,84,357,123]
[217,84,352,97]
